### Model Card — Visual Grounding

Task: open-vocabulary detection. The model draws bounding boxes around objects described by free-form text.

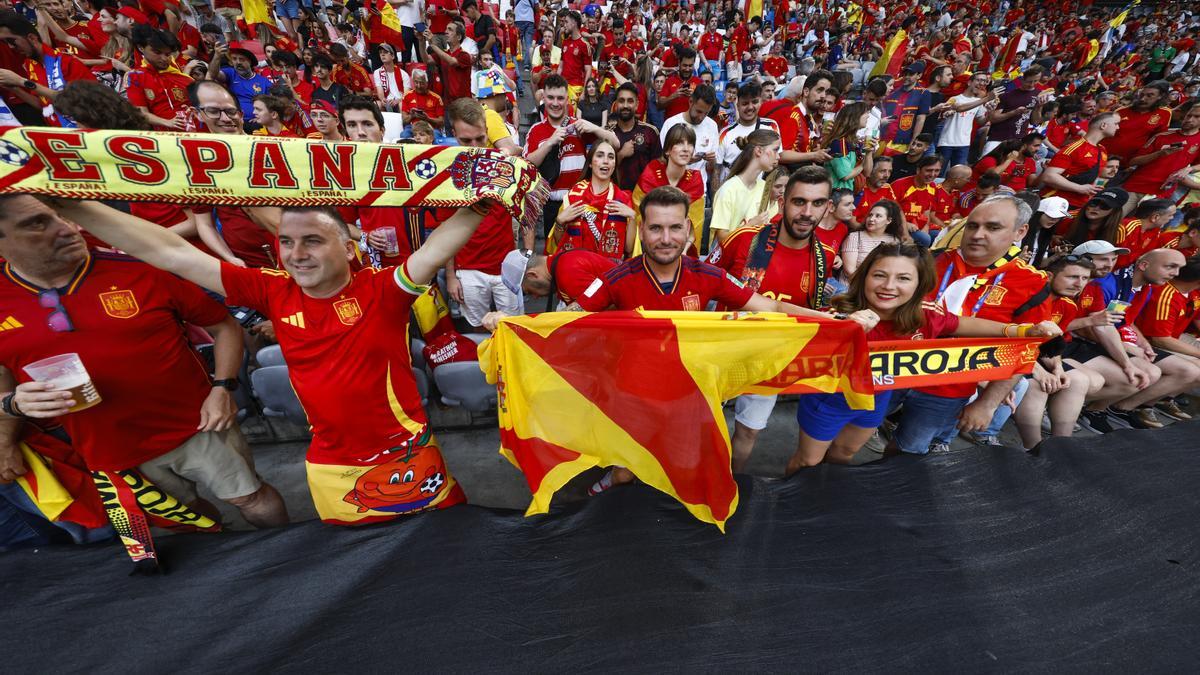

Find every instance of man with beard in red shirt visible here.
[1102,81,1172,164]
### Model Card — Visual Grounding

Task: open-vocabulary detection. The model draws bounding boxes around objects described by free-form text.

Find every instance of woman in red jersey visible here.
[632,123,706,254]
[553,139,636,260]
[786,244,1061,475]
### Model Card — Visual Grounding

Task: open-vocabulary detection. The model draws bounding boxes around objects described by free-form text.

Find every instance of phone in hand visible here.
[414,21,427,34]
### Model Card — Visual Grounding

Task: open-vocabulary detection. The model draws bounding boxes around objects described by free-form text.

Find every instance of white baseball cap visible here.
[1072,240,1130,256]
[1037,196,1071,219]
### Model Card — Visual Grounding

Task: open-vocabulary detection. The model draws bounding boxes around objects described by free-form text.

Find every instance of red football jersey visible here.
[547,249,618,305]
[868,302,960,341]
[454,203,513,274]
[1135,282,1190,339]
[1102,106,1172,162]
[921,250,1050,397]
[0,253,227,470]
[221,263,429,464]
[213,206,278,269]
[854,184,897,222]
[890,177,953,230]
[1122,129,1200,197]
[560,37,591,86]
[578,256,754,311]
[1042,138,1106,208]
[126,66,193,127]
[714,227,835,308]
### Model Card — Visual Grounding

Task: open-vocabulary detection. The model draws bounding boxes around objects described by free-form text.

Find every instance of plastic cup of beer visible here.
[379,226,400,255]
[22,353,102,413]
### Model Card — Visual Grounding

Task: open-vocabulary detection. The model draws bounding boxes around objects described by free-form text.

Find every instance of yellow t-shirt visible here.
[484,108,515,148]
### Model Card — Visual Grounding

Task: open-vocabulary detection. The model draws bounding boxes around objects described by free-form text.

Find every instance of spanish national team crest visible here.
[982,285,1008,306]
[682,293,701,311]
[1149,113,1161,125]
[801,271,812,293]
[333,298,363,326]
[99,289,139,318]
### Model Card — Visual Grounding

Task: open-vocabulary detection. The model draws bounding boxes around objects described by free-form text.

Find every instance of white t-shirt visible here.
[373,67,410,103]
[716,117,780,185]
[940,95,987,148]
[394,0,423,27]
[660,112,720,188]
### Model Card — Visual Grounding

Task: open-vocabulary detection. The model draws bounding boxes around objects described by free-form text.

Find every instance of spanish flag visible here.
[742,0,763,21]
[480,311,874,531]
[870,28,910,79]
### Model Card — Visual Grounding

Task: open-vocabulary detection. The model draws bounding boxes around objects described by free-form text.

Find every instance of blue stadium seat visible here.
[434,362,496,413]
[256,344,285,367]
[250,365,308,427]
[411,338,427,370]
[413,367,429,406]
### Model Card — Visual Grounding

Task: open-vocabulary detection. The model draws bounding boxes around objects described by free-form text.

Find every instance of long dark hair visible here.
[1065,201,1124,245]
[864,199,907,240]
[821,101,869,148]
[832,243,936,336]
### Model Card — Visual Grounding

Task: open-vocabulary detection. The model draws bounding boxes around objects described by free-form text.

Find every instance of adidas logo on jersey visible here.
[0,316,23,331]
[280,312,306,328]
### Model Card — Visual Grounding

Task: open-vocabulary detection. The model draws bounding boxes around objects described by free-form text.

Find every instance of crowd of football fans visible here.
[2,0,1200,545]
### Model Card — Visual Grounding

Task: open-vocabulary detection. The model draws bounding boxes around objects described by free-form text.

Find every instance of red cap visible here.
[309,99,338,118]
[117,6,150,24]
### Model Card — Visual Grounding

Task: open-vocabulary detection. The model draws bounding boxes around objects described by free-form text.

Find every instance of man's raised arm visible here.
[404,205,487,286]
[52,200,225,295]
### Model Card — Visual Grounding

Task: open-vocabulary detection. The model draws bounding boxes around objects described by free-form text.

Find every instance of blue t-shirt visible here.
[220,67,272,117]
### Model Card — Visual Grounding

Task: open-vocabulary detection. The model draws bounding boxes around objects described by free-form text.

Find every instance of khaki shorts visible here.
[138,428,261,504]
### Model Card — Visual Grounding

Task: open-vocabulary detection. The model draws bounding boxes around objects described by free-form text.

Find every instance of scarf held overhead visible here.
[0,128,550,233]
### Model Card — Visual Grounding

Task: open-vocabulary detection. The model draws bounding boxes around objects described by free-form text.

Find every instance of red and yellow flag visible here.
[870,28,910,79]
[480,311,874,531]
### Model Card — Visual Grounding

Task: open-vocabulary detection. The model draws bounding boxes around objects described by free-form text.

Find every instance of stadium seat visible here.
[256,344,285,367]
[251,365,308,426]
[434,362,496,412]
[411,338,426,369]
[413,367,429,406]
[382,112,405,142]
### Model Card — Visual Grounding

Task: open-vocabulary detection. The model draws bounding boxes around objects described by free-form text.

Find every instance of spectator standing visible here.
[659,84,719,193]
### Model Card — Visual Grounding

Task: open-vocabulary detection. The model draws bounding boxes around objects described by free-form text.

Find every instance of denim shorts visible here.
[891,390,971,454]
[275,0,301,19]
[796,390,893,442]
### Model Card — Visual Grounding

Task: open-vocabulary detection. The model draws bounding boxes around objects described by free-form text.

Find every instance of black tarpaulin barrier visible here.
[2,422,1199,671]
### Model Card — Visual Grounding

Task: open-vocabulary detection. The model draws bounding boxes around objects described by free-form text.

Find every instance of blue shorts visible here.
[275,0,301,19]
[795,390,893,442]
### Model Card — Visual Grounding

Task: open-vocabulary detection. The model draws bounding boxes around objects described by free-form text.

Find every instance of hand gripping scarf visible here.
[0,128,550,238]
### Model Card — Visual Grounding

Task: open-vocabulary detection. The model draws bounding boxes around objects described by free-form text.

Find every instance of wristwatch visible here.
[1,392,26,418]
[212,378,240,391]
[21,79,36,90]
